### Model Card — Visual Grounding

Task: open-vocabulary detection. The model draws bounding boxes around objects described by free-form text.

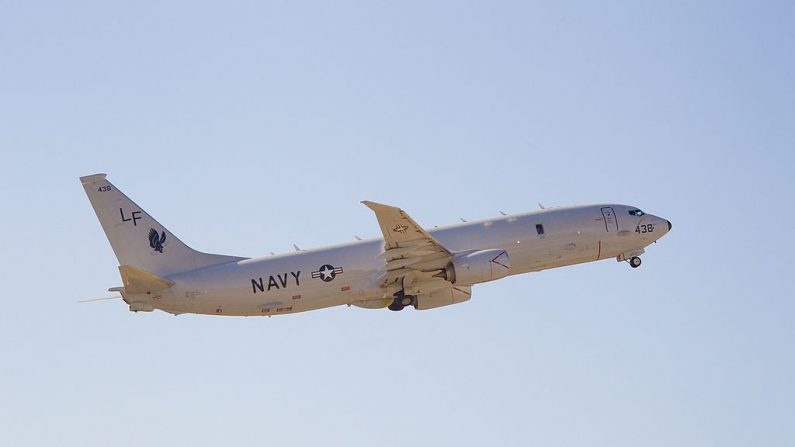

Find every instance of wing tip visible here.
[362,200,399,210]
[361,200,385,210]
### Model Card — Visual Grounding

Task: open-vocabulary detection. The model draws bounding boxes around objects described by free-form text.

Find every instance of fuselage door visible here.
[601,207,618,232]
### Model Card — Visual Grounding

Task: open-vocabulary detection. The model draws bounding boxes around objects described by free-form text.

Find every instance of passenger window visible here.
[536,224,545,235]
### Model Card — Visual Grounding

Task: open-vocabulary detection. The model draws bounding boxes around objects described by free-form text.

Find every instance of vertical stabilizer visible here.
[80,174,244,277]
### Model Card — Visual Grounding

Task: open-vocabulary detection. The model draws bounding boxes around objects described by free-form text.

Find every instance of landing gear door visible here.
[601,207,618,232]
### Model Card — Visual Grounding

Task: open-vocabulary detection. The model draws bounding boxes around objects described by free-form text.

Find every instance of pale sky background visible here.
[1,1,793,446]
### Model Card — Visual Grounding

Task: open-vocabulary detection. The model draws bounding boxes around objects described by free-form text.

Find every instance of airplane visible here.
[80,173,672,316]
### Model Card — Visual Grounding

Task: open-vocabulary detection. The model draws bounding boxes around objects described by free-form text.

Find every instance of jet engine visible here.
[440,249,511,285]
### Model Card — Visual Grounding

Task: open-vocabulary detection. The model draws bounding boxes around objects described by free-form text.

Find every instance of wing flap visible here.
[379,257,422,271]
[376,246,437,260]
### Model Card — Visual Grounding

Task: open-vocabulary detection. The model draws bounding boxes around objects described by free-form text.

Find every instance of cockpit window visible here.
[628,209,645,216]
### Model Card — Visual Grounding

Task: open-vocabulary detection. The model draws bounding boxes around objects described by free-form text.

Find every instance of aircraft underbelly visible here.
[162,287,355,316]
[163,264,378,316]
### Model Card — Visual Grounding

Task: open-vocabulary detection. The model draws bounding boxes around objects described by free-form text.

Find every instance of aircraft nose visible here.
[667,220,672,231]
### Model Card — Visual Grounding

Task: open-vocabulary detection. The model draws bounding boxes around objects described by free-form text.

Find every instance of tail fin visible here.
[80,173,244,277]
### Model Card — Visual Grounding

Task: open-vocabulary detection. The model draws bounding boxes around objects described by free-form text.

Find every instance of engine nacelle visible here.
[443,249,511,285]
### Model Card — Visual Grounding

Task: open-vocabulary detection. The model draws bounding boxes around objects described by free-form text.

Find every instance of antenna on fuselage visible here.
[499,211,507,216]
[538,203,546,210]
[354,235,362,240]
[293,244,302,252]
[459,218,468,222]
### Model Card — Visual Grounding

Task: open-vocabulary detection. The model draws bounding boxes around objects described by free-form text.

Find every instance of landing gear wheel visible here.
[389,292,407,311]
[388,302,405,311]
[629,256,642,268]
[400,295,415,307]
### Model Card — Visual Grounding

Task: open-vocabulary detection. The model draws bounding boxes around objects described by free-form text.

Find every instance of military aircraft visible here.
[80,174,672,315]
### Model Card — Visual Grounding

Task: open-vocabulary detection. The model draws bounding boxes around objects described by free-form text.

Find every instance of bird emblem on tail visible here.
[148,228,166,253]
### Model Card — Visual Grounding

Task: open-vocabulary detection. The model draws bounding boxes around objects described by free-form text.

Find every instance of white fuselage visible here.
[148,204,670,316]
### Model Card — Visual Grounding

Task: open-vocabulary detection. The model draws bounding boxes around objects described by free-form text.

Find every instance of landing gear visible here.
[388,292,416,311]
[629,256,642,268]
[388,301,404,311]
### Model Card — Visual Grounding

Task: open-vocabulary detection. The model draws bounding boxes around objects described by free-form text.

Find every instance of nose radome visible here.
[667,220,672,231]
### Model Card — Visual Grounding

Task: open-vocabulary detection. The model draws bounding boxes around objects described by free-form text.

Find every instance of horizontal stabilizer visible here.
[118,265,175,294]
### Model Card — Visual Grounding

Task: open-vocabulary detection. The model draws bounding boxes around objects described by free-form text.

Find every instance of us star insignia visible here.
[311,264,344,282]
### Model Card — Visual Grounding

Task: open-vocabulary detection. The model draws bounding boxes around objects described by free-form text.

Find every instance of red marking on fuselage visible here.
[490,251,510,269]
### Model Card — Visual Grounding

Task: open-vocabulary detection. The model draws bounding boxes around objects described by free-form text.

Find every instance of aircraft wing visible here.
[361,201,453,292]
[361,201,450,252]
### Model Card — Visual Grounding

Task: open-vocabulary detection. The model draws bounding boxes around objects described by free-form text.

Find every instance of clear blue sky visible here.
[1,1,793,445]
